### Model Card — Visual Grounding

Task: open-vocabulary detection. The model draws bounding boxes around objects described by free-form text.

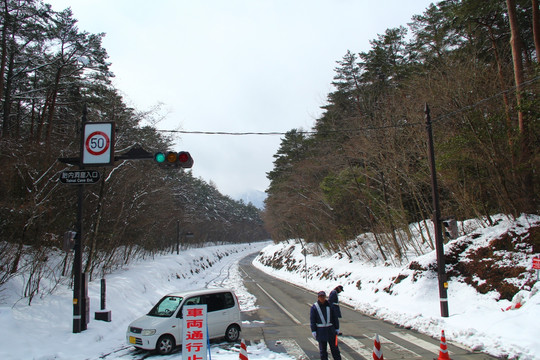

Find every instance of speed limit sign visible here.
[82,122,115,166]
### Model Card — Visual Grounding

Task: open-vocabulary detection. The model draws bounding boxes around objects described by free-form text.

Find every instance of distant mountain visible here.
[236,190,267,209]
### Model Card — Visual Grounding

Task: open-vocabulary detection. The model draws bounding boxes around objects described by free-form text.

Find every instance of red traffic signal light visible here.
[177,151,194,168]
[154,151,193,168]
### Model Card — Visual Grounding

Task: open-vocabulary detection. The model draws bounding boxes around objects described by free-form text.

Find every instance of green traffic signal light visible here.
[154,152,166,163]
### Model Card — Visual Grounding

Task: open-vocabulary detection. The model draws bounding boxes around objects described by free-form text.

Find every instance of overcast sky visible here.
[47,0,434,199]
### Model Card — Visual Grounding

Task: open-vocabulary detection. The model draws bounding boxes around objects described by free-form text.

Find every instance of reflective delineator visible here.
[239,338,248,360]
[373,333,384,360]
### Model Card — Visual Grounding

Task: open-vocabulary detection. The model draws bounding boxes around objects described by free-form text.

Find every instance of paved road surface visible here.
[239,253,498,360]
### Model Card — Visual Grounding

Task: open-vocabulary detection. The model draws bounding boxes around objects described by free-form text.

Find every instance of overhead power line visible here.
[158,121,423,136]
[160,130,297,136]
[157,75,539,137]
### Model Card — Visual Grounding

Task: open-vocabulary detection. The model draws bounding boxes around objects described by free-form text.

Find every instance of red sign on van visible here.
[533,257,540,270]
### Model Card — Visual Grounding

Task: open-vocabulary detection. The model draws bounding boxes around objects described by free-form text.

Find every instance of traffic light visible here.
[154,151,194,168]
[177,151,194,168]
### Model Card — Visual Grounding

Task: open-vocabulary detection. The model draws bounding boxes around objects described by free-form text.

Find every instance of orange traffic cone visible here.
[239,338,248,360]
[373,333,384,360]
[437,330,451,360]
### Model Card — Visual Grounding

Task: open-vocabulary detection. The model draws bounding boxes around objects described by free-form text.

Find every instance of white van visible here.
[126,288,242,355]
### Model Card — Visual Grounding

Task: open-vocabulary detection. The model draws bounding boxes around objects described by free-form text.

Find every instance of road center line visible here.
[255,283,302,325]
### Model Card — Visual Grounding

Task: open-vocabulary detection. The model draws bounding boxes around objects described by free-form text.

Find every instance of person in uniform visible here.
[328,285,344,318]
[310,291,342,360]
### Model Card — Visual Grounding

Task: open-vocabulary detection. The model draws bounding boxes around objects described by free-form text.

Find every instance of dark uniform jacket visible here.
[328,289,342,318]
[310,300,340,342]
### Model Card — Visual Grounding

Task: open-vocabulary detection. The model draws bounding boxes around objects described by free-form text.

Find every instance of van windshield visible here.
[148,296,183,317]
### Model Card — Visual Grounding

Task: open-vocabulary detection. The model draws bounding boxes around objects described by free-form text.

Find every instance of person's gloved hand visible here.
[336,329,342,335]
[312,331,316,339]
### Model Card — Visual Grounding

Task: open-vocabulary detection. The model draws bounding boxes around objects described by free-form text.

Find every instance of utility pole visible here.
[425,104,449,318]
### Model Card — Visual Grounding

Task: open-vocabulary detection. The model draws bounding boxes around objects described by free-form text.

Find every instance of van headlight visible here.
[141,329,156,336]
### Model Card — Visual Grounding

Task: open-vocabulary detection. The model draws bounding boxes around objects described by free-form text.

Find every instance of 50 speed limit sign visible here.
[82,122,115,166]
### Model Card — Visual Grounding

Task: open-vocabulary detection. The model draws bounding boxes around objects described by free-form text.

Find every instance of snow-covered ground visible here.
[0,214,538,359]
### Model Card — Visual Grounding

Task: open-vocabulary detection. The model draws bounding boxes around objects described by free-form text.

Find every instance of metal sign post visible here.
[70,111,115,333]
[72,106,88,333]
[57,124,196,333]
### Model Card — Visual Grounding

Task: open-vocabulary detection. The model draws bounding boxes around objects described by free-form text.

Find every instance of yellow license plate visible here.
[129,336,137,344]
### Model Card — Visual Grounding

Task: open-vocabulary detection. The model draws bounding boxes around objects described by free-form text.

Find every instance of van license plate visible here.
[129,336,137,344]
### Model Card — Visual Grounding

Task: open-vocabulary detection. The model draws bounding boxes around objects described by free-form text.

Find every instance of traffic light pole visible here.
[73,105,87,333]
[58,120,194,332]
[425,104,449,318]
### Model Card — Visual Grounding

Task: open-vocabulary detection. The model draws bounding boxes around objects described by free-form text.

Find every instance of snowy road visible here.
[239,253,499,360]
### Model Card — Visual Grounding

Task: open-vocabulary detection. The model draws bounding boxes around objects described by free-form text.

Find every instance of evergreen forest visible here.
[264,0,539,260]
[0,0,267,296]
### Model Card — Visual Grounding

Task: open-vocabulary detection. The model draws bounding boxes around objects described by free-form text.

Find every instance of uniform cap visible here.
[318,291,326,297]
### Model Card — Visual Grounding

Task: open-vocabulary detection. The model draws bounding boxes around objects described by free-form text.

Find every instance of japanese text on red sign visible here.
[182,305,207,360]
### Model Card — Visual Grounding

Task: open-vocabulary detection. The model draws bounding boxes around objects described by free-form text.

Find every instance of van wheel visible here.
[224,324,240,342]
[156,335,175,355]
